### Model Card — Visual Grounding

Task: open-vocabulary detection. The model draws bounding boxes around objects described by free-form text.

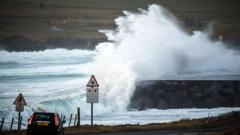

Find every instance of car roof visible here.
[33,112,57,115]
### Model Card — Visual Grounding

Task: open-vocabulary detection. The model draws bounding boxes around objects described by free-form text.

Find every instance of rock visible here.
[155,88,167,98]
[156,99,168,109]
[129,81,240,110]
[220,87,235,94]
[199,81,211,89]
[235,83,240,95]
[189,85,203,98]
[182,100,195,108]
[141,97,156,109]
[204,97,217,107]
[234,97,240,106]
[0,35,104,51]
[177,91,188,98]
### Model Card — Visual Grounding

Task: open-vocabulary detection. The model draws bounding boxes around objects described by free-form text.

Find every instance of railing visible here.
[0,117,17,133]
[66,114,79,127]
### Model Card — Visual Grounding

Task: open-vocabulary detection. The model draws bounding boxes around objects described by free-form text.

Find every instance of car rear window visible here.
[33,113,54,123]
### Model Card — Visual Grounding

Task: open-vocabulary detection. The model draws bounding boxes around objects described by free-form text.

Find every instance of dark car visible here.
[27,112,65,135]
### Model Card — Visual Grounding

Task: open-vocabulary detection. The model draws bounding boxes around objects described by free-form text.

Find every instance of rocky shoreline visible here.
[129,81,240,110]
[0,35,105,51]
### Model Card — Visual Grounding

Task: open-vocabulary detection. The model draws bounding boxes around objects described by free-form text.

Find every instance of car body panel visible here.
[27,112,64,135]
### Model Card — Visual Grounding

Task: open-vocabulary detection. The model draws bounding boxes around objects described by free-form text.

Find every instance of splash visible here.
[89,4,240,112]
[96,4,240,81]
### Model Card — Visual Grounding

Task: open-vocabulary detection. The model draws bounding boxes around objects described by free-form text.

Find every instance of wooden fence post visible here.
[74,114,77,127]
[60,114,63,121]
[0,118,4,133]
[63,115,65,126]
[10,118,14,131]
[68,114,72,127]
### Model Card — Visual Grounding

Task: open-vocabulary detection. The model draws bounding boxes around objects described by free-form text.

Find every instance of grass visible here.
[64,111,240,134]
[2,111,240,135]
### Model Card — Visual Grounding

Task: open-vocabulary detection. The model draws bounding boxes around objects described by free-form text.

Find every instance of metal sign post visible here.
[13,93,27,132]
[86,75,99,126]
[91,102,93,126]
[77,107,80,126]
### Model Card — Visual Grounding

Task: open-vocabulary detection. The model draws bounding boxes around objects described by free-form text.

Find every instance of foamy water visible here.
[1,4,240,130]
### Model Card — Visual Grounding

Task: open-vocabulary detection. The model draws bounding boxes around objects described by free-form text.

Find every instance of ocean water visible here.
[1,4,240,130]
[0,49,239,130]
[0,49,93,128]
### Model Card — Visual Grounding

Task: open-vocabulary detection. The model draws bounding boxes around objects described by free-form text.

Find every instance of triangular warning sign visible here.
[13,93,27,106]
[87,75,99,87]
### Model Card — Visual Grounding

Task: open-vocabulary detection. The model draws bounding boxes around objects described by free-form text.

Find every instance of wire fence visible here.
[0,107,81,133]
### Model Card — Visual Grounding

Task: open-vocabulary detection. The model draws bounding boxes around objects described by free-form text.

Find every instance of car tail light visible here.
[28,115,33,125]
[54,114,59,126]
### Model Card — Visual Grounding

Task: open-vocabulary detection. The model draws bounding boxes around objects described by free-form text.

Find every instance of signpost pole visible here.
[91,103,93,126]
[86,75,99,127]
[77,107,80,126]
[14,93,26,132]
[18,111,21,131]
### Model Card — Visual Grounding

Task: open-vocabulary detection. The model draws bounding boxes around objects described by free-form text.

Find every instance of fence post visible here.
[68,114,72,127]
[10,118,14,131]
[74,114,77,127]
[63,115,65,126]
[60,114,63,121]
[0,118,5,133]
[77,107,80,126]
[63,115,65,121]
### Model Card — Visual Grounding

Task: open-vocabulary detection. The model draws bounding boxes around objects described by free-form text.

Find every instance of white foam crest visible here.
[70,4,240,115]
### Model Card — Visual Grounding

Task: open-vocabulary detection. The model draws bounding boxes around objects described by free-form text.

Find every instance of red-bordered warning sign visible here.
[86,75,99,87]
[15,104,24,112]
[13,93,27,106]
